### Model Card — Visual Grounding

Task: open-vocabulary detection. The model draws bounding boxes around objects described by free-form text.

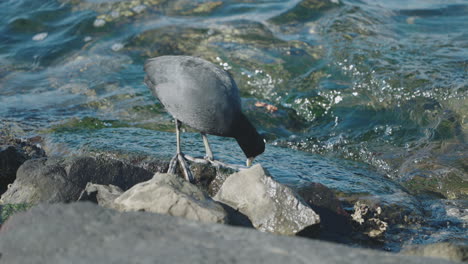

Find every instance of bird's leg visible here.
[201,133,214,161]
[167,120,181,174]
[176,119,182,154]
[167,119,194,182]
[181,133,249,171]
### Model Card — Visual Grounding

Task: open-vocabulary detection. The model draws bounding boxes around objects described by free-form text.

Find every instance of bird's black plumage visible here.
[144,55,265,159]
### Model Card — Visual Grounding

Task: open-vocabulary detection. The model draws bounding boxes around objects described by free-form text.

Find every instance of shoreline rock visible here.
[0,156,154,204]
[402,242,468,263]
[113,173,228,224]
[0,136,46,195]
[214,164,320,235]
[1,147,461,259]
[0,202,456,264]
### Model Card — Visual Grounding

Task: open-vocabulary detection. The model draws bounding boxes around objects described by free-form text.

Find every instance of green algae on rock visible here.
[0,203,31,225]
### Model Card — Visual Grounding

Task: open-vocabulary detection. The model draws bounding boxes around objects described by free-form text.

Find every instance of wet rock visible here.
[0,156,153,204]
[214,164,320,235]
[0,202,454,264]
[85,150,234,196]
[401,164,468,200]
[0,136,45,160]
[350,193,425,227]
[396,138,467,200]
[0,136,46,194]
[0,203,30,225]
[402,242,468,263]
[78,183,123,209]
[296,183,352,241]
[126,26,212,58]
[113,173,228,224]
[60,0,168,24]
[0,146,26,194]
[168,0,223,16]
[351,201,388,238]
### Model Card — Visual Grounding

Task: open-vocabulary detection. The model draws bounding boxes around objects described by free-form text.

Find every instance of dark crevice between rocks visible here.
[295,183,353,243]
[0,136,47,195]
[216,201,254,228]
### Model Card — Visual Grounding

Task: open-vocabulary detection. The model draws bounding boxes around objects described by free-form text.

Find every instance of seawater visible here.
[1,0,467,251]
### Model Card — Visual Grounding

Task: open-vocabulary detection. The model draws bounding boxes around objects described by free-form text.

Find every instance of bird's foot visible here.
[184,155,247,171]
[204,155,214,162]
[167,153,194,182]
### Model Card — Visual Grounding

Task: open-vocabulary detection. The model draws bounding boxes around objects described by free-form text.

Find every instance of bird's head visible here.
[234,114,265,167]
[244,137,266,166]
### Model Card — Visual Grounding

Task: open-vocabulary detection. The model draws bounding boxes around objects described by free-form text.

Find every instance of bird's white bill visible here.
[246,157,255,167]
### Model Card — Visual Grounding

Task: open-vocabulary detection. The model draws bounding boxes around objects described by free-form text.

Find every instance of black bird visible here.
[144,56,265,182]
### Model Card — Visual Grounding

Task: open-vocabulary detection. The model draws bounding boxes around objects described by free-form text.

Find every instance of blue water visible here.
[1,0,467,251]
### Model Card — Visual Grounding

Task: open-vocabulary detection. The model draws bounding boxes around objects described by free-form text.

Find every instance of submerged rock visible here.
[0,202,454,264]
[214,164,320,235]
[269,0,340,24]
[113,173,228,224]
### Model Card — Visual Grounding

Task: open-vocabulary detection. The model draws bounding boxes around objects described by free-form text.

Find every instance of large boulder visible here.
[113,173,228,224]
[0,156,153,204]
[0,202,455,264]
[214,164,320,235]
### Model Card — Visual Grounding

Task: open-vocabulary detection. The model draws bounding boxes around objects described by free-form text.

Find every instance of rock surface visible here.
[113,173,228,224]
[402,242,468,263]
[0,156,153,204]
[0,202,455,264]
[214,164,320,235]
[78,183,123,209]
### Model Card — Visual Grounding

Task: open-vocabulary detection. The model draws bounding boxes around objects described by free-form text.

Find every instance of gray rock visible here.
[83,150,234,196]
[113,173,228,224]
[78,183,123,209]
[0,156,153,204]
[0,202,456,264]
[214,164,320,235]
[402,242,468,263]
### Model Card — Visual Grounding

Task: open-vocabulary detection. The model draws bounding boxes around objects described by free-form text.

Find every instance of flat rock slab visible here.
[113,173,228,224]
[0,202,455,264]
[214,164,320,235]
